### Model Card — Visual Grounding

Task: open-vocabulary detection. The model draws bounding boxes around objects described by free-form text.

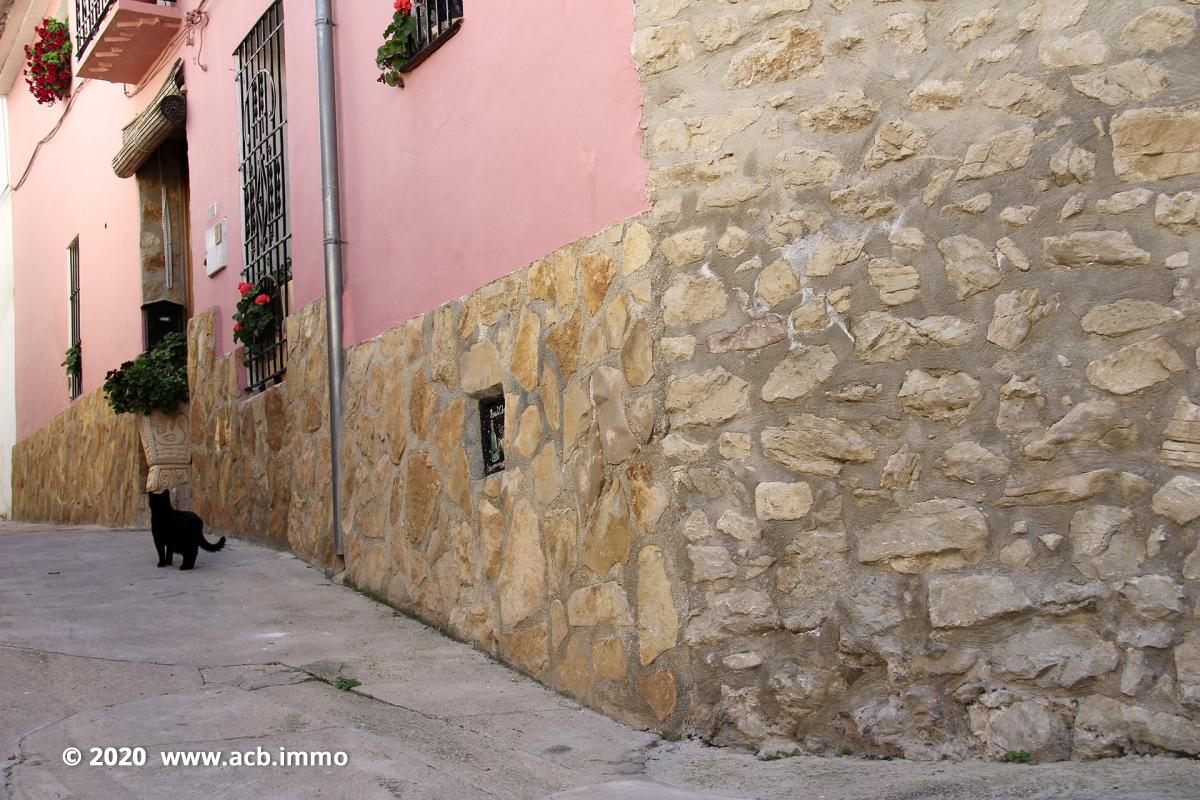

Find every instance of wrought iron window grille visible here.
[236,1,291,393]
[74,0,115,56]
[67,238,82,400]
[401,0,464,73]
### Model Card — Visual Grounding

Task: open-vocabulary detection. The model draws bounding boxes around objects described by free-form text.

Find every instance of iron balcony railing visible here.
[74,0,116,56]
[401,0,464,73]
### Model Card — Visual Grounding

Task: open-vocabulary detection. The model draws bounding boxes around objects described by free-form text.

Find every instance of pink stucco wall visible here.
[11,0,648,439]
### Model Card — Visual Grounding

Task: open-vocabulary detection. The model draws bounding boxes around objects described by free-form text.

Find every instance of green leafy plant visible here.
[61,342,81,380]
[762,748,801,762]
[376,0,418,87]
[334,677,361,691]
[1002,750,1032,764]
[102,333,189,416]
[24,18,71,105]
[233,273,287,365]
[837,745,853,758]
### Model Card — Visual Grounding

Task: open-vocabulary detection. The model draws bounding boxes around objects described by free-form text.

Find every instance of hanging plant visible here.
[232,277,285,365]
[61,342,81,381]
[24,18,72,105]
[102,333,189,416]
[376,0,417,88]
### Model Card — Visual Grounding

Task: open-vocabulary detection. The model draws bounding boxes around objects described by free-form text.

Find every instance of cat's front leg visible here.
[156,539,168,567]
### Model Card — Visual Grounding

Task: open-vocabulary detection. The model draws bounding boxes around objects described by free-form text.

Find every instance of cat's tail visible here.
[199,535,226,552]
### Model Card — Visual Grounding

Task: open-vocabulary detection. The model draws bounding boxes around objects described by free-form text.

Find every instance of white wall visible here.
[0,97,15,518]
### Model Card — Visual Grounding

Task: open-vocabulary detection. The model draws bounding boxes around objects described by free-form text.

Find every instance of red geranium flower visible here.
[394,0,412,16]
[233,323,243,333]
[254,294,271,306]
[238,281,255,296]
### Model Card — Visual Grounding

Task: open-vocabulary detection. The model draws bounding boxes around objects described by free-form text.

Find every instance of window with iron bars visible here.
[236,1,291,393]
[403,0,464,72]
[67,238,82,400]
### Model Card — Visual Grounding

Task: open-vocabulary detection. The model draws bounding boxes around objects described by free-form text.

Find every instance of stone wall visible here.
[11,389,147,527]
[12,0,1200,762]
[621,0,1200,760]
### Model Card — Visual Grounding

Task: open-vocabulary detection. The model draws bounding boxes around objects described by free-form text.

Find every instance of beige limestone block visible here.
[996,470,1114,508]
[774,147,841,187]
[688,544,737,582]
[460,340,504,396]
[583,484,632,576]
[928,575,1033,628]
[868,258,920,306]
[662,228,709,269]
[761,345,838,402]
[1155,192,1200,235]
[567,581,633,627]
[760,413,876,477]
[1111,107,1200,182]
[1049,141,1096,186]
[909,80,965,111]
[805,237,864,277]
[546,310,582,377]
[717,225,749,257]
[1161,397,1200,471]
[637,546,678,666]
[638,671,678,722]
[987,289,1054,351]
[591,635,626,684]
[562,379,592,457]
[886,12,926,54]
[898,369,982,425]
[725,23,824,87]
[938,235,1000,299]
[1017,0,1089,32]
[1043,231,1150,268]
[1082,298,1181,338]
[633,24,695,76]
[591,366,638,465]
[830,181,898,220]
[666,367,750,428]
[719,433,751,460]
[1025,401,1136,460]
[1152,476,1200,525]
[707,315,787,354]
[756,259,801,307]
[956,126,1034,181]
[993,626,1119,689]
[1072,59,1168,106]
[864,121,926,169]
[978,73,1064,118]
[621,320,654,388]
[697,14,741,52]
[798,89,878,133]
[1120,6,1195,54]
[509,309,541,391]
[790,298,828,332]
[717,509,761,542]
[430,305,459,390]
[513,405,542,460]
[663,273,728,328]
[1086,336,1186,395]
[857,499,989,573]
[544,510,575,595]
[662,335,696,362]
[1039,31,1108,67]
[532,445,562,508]
[622,222,653,275]
[755,482,813,521]
[880,446,921,491]
[1097,189,1155,214]
[581,252,614,316]
[498,499,544,628]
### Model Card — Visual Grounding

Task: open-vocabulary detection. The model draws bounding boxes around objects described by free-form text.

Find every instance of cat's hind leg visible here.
[179,543,198,570]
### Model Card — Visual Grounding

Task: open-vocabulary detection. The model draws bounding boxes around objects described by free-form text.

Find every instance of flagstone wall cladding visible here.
[10,390,147,527]
[13,0,1200,761]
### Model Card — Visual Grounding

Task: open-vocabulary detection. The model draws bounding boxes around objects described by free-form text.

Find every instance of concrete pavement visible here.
[2,524,1198,800]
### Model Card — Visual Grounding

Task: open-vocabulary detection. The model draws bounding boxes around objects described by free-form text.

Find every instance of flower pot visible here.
[138,406,192,492]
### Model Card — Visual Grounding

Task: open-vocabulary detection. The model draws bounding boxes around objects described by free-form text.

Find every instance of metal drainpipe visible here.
[315,0,345,557]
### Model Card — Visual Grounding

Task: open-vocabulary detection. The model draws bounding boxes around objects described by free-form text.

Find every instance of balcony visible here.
[75,0,183,85]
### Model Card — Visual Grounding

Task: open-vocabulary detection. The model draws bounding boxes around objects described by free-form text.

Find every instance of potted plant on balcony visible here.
[102,332,192,492]
[24,18,71,105]
[232,276,285,366]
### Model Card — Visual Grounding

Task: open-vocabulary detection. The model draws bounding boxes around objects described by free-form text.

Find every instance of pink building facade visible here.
[7,0,647,438]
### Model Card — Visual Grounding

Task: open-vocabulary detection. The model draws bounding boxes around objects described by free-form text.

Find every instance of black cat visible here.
[148,491,225,570]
